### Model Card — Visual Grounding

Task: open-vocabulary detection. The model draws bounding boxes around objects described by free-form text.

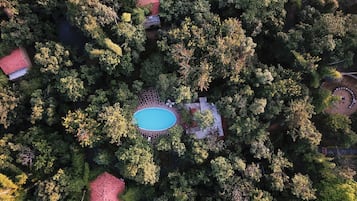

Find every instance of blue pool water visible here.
[133,107,177,131]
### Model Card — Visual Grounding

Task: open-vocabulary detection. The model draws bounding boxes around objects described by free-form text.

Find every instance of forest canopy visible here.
[0,0,357,200]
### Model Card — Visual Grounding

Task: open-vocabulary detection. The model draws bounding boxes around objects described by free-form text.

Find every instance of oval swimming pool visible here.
[133,107,177,131]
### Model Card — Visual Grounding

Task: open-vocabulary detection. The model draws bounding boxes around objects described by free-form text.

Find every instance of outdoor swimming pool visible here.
[133,107,177,131]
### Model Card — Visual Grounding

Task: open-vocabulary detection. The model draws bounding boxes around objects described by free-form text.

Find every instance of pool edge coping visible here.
[133,103,181,138]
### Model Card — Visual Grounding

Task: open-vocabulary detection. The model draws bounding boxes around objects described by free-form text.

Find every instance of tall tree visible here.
[284,98,322,146]
[35,169,70,201]
[30,89,44,124]
[159,0,211,25]
[0,173,27,201]
[215,0,288,35]
[56,70,86,102]
[156,125,186,157]
[210,156,234,185]
[291,173,317,200]
[158,16,256,91]
[99,103,132,145]
[269,150,293,192]
[34,41,73,75]
[63,110,100,147]
[116,140,160,185]
[0,88,19,129]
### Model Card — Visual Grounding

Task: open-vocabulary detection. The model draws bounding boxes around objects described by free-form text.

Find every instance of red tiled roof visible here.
[137,0,159,5]
[90,172,125,201]
[137,0,160,15]
[150,2,159,15]
[0,48,31,75]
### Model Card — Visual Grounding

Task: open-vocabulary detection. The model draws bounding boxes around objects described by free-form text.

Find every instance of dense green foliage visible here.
[0,0,356,200]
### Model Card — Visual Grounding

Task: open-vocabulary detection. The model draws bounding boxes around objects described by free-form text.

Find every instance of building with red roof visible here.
[137,0,160,29]
[137,0,160,15]
[0,48,31,80]
[90,172,125,201]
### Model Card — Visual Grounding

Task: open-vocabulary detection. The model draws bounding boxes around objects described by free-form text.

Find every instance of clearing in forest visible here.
[322,76,357,116]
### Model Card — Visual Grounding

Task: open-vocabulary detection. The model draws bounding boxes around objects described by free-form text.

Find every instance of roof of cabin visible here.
[137,0,159,5]
[0,48,31,75]
[137,0,160,15]
[90,172,125,201]
[9,68,28,80]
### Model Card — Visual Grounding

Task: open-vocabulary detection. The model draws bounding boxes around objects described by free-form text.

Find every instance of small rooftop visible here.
[0,48,31,80]
[137,0,160,15]
[90,172,125,201]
